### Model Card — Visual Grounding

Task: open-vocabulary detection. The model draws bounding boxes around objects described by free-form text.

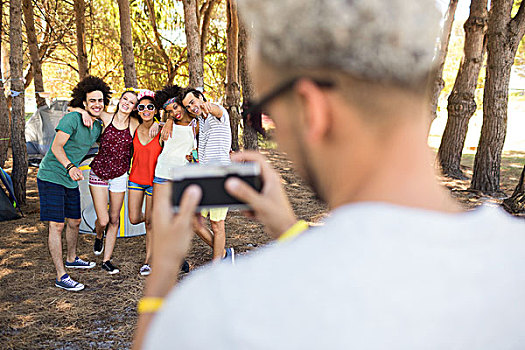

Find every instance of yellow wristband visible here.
[278,220,309,243]
[138,297,164,314]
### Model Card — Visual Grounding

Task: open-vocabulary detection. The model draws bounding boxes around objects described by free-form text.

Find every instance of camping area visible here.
[1,0,525,348]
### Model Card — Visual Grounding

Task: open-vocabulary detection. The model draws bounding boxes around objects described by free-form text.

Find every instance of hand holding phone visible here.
[171,162,262,211]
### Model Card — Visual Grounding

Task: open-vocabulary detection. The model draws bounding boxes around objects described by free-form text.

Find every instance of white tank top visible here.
[155,121,197,179]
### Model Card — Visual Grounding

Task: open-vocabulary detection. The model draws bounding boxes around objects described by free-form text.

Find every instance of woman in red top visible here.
[72,89,158,274]
[127,90,163,276]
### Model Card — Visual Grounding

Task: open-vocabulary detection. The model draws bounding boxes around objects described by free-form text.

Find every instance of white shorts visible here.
[89,171,128,193]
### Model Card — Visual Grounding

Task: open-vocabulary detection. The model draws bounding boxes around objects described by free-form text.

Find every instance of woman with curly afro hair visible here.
[70,86,159,275]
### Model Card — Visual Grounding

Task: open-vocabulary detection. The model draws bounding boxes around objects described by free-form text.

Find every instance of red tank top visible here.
[90,115,133,180]
[128,132,163,186]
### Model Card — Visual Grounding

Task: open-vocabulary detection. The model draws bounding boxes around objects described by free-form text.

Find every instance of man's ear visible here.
[294,79,332,143]
[83,100,87,109]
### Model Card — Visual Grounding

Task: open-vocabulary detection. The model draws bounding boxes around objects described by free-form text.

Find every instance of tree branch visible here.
[510,0,525,39]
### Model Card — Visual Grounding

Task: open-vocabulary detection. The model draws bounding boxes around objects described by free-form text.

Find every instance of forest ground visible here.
[0,148,523,349]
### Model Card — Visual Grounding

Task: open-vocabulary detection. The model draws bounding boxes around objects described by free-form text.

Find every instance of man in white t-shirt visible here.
[181,88,234,263]
[133,1,525,349]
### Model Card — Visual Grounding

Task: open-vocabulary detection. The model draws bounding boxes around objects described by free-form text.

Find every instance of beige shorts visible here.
[201,207,229,222]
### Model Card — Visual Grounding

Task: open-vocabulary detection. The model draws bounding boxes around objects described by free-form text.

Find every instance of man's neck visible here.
[323,118,462,214]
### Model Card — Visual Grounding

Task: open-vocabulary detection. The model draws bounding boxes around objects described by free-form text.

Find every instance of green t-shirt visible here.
[37,112,102,188]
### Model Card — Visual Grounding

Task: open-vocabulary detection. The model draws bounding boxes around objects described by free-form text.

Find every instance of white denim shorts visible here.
[88,171,128,193]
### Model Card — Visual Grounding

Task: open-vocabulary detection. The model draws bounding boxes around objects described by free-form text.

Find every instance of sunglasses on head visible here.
[138,103,156,112]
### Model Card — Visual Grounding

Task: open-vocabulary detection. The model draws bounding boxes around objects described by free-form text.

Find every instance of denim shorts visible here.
[37,178,81,223]
[128,180,153,197]
[153,176,169,185]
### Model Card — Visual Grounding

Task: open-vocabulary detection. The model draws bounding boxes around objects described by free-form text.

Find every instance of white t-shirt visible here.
[145,203,525,349]
[198,105,231,165]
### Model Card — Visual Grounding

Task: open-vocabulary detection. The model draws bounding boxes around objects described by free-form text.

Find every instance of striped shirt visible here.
[198,105,231,165]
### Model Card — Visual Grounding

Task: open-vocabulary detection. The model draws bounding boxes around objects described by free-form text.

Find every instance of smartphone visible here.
[170,162,262,212]
[191,150,199,163]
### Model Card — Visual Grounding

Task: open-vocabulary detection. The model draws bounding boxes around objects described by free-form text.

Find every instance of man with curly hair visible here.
[37,76,111,291]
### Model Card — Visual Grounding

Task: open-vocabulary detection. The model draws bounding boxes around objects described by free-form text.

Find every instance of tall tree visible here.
[225,0,240,150]
[21,0,73,90]
[429,0,459,122]
[22,0,47,108]
[471,0,525,194]
[74,0,89,79]
[200,0,220,64]
[143,0,177,84]
[437,0,488,179]
[238,17,257,150]
[183,0,204,88]
[503,165,525,213]
[10,0,28,204]
[117,0,138,88]
[0,0,9,167]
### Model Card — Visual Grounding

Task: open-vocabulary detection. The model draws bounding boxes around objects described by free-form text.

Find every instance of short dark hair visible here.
[181,88,207,106]
[69,76,111,108]
[155,84,183,110]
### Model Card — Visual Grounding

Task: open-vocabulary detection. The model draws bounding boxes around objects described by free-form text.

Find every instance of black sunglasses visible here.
[138,103,156,112]
[242,77,334,118]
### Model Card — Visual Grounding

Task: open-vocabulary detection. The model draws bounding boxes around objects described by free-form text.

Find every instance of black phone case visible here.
[171,174,262,211]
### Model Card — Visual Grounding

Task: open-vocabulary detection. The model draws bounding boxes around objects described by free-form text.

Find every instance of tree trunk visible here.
[200,0,219,64]
[117,0,138,88]
[74,0,89,79]
[22,0,47,108]
[183,0,204,88]
[9,0,27,204]
[470,0,525,194]
[0,0,9,168]
[239,17,257,150]
[503,165,525,213]
[225,0,240,151]
[429,0,458,122]
[144,0,175,84]
[437,0,488,179]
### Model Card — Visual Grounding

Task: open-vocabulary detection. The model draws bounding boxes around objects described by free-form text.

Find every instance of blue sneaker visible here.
[223,247,235,265]
[180,260,190,273]
[55,274,84,291]
[65,257,96,269]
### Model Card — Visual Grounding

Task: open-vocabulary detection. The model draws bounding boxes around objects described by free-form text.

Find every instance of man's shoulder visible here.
[62,111,82,121]
[57,111,82,128]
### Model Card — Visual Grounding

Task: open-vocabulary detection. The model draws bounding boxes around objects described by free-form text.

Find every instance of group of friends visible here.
[37,76,234,291]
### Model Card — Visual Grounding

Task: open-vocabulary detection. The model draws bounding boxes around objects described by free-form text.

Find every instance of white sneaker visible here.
[139,264,151,276]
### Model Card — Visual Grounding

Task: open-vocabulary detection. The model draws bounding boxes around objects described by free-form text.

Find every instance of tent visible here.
[0,168,21,221]
[26,101,145,237]
[25,100,98,165]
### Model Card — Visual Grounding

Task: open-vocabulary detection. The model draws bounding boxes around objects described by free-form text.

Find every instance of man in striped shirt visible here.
[181,89,234,263]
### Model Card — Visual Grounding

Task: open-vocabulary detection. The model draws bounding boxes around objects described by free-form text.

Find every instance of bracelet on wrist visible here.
[138,297,164,314]
[278,220,309,243]
[65,163,75,173]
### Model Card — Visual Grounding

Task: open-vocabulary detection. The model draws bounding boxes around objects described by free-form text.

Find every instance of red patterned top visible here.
[90,116,133,180]
[129,133,163,186]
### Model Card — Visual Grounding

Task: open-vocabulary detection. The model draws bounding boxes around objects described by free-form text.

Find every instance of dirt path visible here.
[0,148,522,349]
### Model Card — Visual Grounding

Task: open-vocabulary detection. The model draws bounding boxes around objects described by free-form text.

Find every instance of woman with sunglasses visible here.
[127,90,163,276]
[71,89,158,275]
